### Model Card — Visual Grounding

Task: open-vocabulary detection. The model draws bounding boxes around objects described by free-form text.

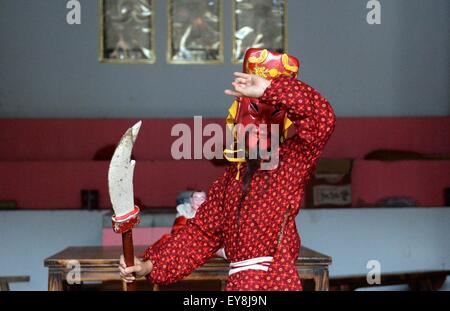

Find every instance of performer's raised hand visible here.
[225,72,271,99]
[119,255,153,283]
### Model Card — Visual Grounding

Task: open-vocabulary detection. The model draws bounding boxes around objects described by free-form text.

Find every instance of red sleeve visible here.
[139,170,228,285]
[260,76,336,208]
[170,216,188,234]
[150,216,188,252]
[260,76,336,156]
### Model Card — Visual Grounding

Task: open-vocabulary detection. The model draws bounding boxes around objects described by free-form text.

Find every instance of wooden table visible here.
[44,246,331,291]
[0,276,30,291]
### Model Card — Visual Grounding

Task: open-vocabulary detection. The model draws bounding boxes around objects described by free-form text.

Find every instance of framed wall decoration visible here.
[167,0,224,64]
[99,0,156,64]
[232,0,287,63]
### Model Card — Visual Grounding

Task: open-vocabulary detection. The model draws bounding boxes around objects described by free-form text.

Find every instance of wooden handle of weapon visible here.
[122,229,137,291]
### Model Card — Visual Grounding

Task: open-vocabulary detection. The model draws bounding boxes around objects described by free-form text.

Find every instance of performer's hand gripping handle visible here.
[119,251,153,284]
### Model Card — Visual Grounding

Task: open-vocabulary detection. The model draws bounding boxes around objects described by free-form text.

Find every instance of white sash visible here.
[228,256,273,276]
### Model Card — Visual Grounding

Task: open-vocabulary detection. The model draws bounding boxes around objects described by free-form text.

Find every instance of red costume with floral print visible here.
[141,48,336,291]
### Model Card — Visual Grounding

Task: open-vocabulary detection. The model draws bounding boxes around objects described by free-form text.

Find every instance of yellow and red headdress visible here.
[243,48,300,80]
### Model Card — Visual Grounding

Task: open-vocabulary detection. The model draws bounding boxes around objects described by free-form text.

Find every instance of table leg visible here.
[48,270,64,291]
[220,280,227,291]
[314,268,329,291]
[0,281,10,291]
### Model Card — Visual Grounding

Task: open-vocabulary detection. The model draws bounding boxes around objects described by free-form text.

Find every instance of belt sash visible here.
[228,256,273,276]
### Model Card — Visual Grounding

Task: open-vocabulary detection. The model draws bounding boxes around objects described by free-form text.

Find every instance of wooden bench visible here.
[330,270,450,291]
[0,276,30,291]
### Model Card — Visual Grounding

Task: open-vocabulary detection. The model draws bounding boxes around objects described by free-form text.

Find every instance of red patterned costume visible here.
[141,48,336,291]
[150,215,188,251]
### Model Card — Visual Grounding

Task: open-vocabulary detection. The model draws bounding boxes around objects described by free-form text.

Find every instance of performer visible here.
[119,48,336,291]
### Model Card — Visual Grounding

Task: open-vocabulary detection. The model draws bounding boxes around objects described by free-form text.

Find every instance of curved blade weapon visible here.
[108,121,142,291]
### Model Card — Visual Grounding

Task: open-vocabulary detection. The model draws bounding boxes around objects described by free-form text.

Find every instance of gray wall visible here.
[1,208,449,291]
[0,210,105,291]
[0,0,448,118]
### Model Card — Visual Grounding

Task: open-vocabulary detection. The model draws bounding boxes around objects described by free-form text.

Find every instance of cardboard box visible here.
[305,159,353,208]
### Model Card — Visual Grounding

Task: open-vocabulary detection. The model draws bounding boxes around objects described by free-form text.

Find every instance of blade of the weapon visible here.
[108,121,142,218]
